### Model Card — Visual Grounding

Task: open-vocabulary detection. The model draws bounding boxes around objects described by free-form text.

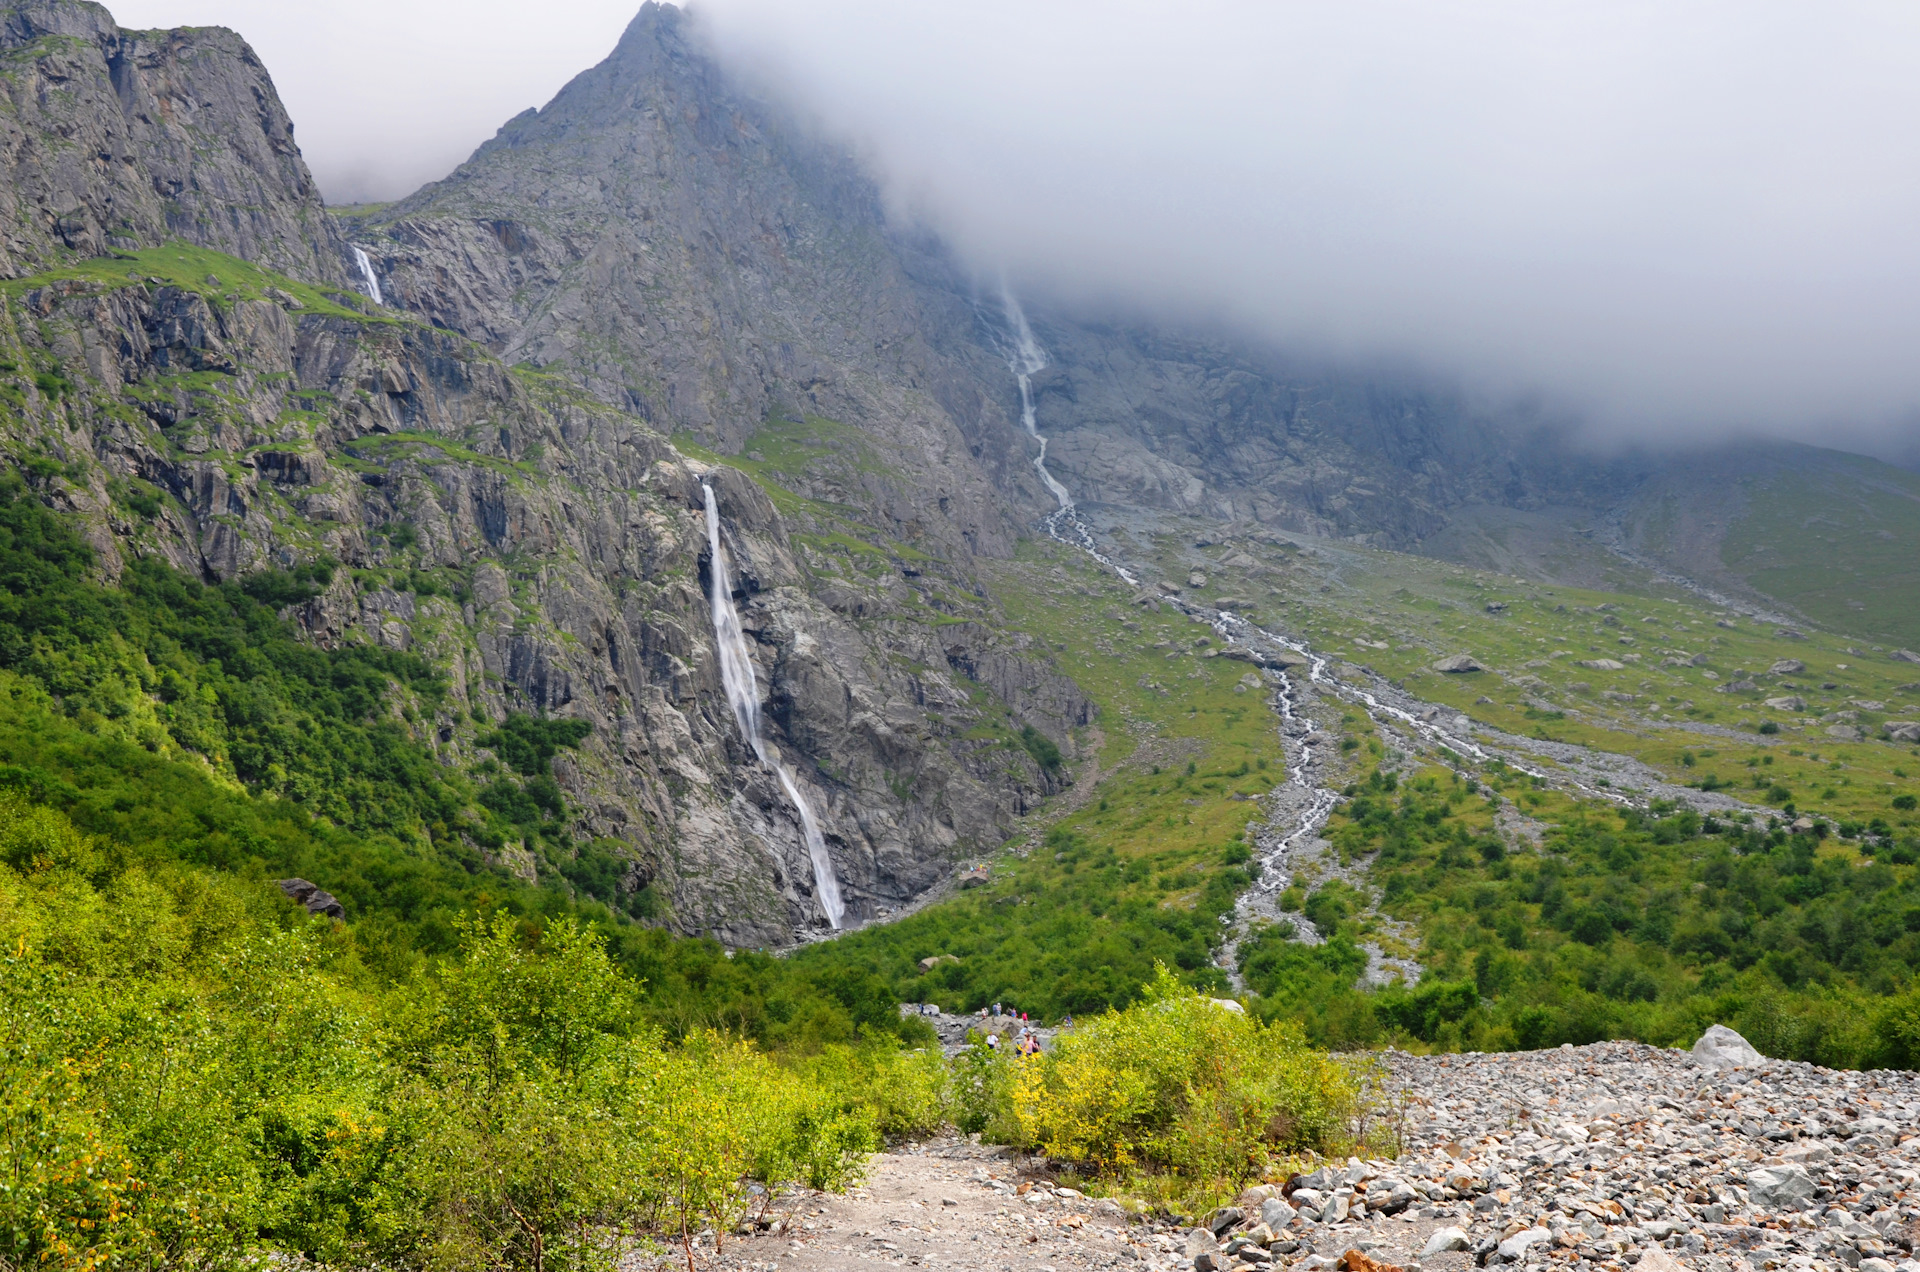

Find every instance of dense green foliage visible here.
[1241,765,1920,1068]
[0,793,946,1270]
[1010,968,1363,1206]
[793,824,1242,1021]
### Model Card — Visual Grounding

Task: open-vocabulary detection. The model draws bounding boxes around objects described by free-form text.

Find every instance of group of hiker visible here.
[976,1001,1067,1056]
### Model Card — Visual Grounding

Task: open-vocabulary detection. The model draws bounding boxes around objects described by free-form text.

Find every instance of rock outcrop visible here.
[0,0,350,284]
[1,221,1083,948]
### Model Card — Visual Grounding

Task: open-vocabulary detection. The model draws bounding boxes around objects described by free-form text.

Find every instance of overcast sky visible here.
[112,0,1920,456]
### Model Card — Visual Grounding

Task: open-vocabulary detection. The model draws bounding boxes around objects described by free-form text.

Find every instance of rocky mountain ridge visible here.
[0,0,349,285]
[1,0,1915,949]
[0,0,1097,946]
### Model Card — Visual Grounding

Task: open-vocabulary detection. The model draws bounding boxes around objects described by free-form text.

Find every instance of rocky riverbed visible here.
[645,1030,1920,1272]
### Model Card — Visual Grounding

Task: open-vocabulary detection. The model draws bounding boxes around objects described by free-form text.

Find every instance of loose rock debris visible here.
[632,1035,1920,1272]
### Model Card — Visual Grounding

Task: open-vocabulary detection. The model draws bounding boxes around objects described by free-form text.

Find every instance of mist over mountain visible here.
[691,0,1920,458]
[113,0,1920,458]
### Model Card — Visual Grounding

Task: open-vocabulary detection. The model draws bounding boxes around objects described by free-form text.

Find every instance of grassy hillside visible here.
[798,513,1920,1067]
[1243,763,1920,1068]
[1715,451,1920,648]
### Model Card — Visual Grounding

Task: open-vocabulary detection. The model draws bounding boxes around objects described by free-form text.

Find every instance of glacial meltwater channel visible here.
[702,483,846,928]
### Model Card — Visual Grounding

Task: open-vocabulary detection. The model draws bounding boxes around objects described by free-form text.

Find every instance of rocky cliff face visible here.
[990,314,1654,549]
[6,255,1095,943]
[355,2,1052,565]
[0,0,349,285]
[0,0,1097,946]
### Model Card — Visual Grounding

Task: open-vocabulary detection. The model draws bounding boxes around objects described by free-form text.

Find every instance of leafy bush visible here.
[1274,765,1920,1065]
[1018,725,1063,773]
[0,796,914,1271]
[1009,967,1360,1194]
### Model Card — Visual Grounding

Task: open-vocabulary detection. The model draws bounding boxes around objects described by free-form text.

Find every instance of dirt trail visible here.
[627,1132,1476,1272]
[627,1135,1145,1271]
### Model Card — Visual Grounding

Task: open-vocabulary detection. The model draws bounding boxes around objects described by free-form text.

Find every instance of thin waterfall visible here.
[702,483,846,928]
[352,247,383,306]
[1000,286,1075,513]
[997,287,1137,585]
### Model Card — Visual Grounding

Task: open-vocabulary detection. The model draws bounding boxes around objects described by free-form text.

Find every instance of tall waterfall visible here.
[1000,287,1075,513]
[998,288,1137,585]
[352,247,384,306]
[703,484,845,928]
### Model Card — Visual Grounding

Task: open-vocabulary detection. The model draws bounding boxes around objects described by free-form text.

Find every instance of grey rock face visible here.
[1692,1023,1765,1070]
[0,0,349,284]
[8,243,1079,945]
[358,3,1038,565]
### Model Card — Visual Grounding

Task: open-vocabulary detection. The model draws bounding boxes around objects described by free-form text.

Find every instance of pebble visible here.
[1166,1035,1920,1272]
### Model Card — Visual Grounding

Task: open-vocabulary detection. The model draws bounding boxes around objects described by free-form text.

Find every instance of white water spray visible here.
[703,483,846,928]
[352,247,383,306]
[997,288,1137,585]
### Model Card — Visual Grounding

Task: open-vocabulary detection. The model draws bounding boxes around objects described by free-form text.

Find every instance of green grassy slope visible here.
[1716,451,1920,647]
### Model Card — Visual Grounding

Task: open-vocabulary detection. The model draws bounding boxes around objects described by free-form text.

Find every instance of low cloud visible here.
[695,0,1920,456]
[109,0,1920,458]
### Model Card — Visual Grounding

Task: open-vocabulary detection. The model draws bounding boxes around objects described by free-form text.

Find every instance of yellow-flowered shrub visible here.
[1011,966,1360,1189]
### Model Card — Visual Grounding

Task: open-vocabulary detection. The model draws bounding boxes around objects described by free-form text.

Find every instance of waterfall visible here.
[352,247,384,306]
[702,483,846,928]
[1000,286,1075,513]
[997,287,1137,585]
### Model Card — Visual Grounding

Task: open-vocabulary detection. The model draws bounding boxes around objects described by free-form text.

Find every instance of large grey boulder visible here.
[1885,721,1920,743]
[1692,1024,1765,1070]
[1432,654,1483,673]
[278,878,345,919]
[1422,1227,1470,1257]
[1769,659,1807,674]
[1746,1163,1815,1210]
[1260,1197,1297,1230]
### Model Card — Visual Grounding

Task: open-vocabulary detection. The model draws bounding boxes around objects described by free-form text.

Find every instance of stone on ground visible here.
[1691,1023,1765,1069]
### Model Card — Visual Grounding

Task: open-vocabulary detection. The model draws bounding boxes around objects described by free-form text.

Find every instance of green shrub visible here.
[1018,725,1063,773]
[1010,967,1360,1194]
